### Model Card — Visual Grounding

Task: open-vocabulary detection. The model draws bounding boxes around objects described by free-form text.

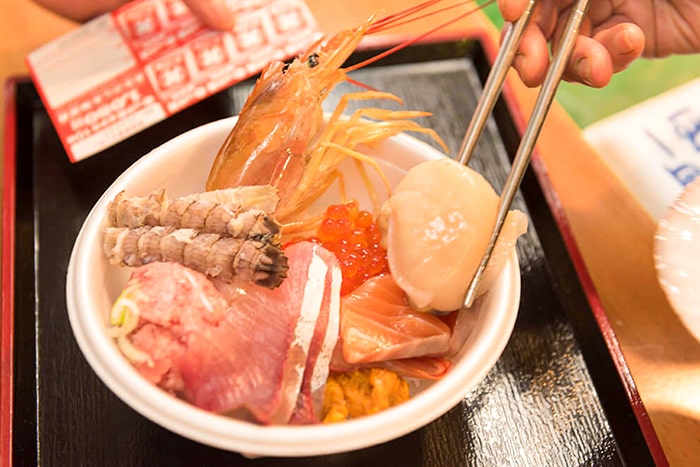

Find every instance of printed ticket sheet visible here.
[27,0,320,162]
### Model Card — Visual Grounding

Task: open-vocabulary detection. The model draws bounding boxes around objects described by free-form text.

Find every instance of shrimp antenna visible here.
[346,76,377,91]
[369,0,479,33]
[367,0,454,31]
[347,0,495,72]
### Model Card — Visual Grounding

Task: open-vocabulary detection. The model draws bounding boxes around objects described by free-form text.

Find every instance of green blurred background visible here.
[481,2,700,128]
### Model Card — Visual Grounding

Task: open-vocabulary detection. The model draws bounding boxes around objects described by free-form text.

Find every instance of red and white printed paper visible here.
[27,0,320,162]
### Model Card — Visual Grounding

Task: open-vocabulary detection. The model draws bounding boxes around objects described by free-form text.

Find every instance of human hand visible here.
[33,0,239,30]
[497,0,700,87]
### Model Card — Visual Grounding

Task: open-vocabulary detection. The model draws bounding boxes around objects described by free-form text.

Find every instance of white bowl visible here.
[655,177,700,342]
[66,116,521,457]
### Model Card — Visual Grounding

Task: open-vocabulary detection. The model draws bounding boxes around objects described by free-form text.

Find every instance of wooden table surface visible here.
[2,0,699,465]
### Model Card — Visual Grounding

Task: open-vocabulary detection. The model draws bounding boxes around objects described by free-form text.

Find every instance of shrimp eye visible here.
[307,53,320,68]
[282,62,291,73]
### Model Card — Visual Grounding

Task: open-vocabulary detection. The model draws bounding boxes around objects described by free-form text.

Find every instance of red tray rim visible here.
[2,75,19,467]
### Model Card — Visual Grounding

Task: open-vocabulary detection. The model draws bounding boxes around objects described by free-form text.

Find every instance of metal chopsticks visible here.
[461,0,591,307]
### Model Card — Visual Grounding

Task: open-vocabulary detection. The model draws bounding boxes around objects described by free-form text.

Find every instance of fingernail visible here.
[575,58,593,86]
[618,26,642,55]
[619,29,635,53]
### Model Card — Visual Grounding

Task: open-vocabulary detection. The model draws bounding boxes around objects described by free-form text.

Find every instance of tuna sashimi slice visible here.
[121,261,229,329]
[340,274,451,364]
[290,248,342,424]
[112,262,230,390]
[178,241,337,424]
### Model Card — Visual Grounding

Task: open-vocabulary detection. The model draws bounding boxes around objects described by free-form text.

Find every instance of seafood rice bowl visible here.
[66,116,521,457]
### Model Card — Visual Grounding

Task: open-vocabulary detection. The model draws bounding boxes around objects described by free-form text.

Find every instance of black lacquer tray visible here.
[2,38,667,466]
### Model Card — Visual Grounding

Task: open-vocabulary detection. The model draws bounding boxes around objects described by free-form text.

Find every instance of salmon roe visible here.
[311,201,389,295]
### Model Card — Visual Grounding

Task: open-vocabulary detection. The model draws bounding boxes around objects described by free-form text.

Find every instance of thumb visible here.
[183,0,238,30]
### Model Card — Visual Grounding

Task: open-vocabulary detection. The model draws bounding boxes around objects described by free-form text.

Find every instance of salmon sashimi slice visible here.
[380,356,451,380]
[330,330,451,380]
[340,274,451,364]
[329,342,451,381]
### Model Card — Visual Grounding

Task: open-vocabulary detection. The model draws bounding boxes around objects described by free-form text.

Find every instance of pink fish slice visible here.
[178,242,338,424]
[340,274,451,364]
[289,246,342,424]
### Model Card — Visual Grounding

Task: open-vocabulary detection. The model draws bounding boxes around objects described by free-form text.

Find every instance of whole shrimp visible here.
[206,0,494,222]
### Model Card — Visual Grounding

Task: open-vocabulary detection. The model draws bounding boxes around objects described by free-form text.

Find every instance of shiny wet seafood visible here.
[205,1,494,221]
[99,0,517,429]
[380,158,528,312]
[109,243,341,425]
[340,274,451,363]
[322,368,410,423]
[108,187,281,243]
[103,226,288,288]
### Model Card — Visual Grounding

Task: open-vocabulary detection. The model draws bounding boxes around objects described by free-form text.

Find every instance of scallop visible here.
[380,158,527,312]
[654,176,700,342]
